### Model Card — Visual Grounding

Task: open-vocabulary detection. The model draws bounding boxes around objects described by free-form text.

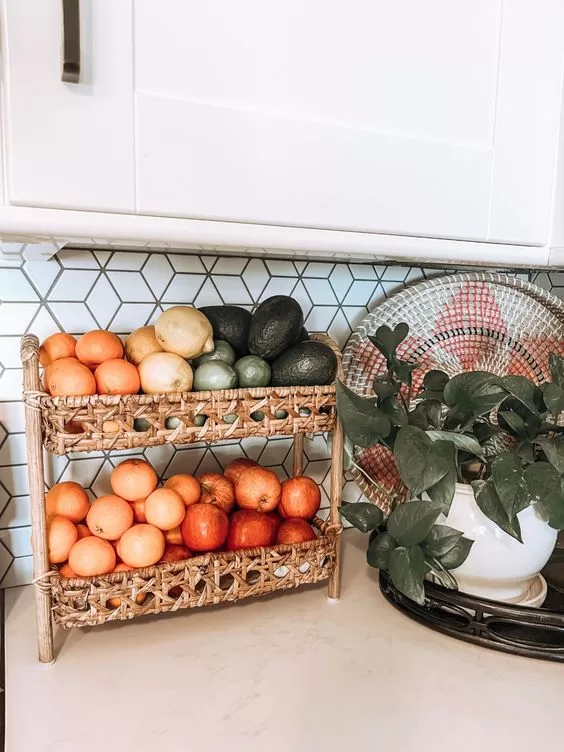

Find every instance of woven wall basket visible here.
[342,273,564,514]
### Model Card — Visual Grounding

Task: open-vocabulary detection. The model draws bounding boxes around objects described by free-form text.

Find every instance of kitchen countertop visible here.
[5,532,563,752]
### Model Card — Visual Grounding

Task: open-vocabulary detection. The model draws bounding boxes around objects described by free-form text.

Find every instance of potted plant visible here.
[337,323,564,606]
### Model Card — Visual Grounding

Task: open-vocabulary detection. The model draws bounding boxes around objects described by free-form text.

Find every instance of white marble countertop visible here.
[6,532,563,752]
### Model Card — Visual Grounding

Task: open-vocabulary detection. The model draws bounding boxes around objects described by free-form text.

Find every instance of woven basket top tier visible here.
[343,273,564,514]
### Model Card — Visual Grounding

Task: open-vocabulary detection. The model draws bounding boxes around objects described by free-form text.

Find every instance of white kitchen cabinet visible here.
[1,0,135,213]
[133,0,564,248]
[1,1,564,265]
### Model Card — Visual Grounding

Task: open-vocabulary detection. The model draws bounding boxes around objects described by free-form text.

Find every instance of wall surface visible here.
[0,247,555,587]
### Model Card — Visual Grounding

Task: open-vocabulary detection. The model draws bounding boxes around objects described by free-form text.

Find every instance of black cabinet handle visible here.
[61,0,80,83]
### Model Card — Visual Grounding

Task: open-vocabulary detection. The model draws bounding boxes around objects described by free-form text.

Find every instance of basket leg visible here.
[327,419,344,600]
[22,338,54,663]
[292,433,305,476]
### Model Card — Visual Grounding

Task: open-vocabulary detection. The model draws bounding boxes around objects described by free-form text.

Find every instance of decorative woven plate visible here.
[343,273,564,514]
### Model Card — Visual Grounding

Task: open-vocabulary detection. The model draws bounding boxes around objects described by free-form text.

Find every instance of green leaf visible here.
[394,426,454,496]
[426,430,484,458]
[424,441,456,510]
[336,381,392,448]
[422,524,463,558]
[491,453,528,518]
[423,370,450,392]
[524,462,564,530]
[368,323,409,362]
[366,531,397,569]
[380,396,408,427]
[535,437,564,475]
[498,410,529,439]
[340,501,385,533]
[388,545,426,605]
[549,353,564,388]
[500,376,543,417]
[443,372,506,418]
[437,536,474,570]
[372,380,400,401]
[542,383,564,417]
[387,500,444,547]
[394,361,419,388]
[471,479,523,542]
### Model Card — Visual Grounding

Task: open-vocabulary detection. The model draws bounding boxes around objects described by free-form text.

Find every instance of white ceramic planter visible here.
[439,483,557,604]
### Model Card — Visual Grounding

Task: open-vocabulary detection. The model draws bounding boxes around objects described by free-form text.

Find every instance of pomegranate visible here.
[224,457,257,486]
[181,503,229,552]
[161,543,192,563]
[279,476,321,520]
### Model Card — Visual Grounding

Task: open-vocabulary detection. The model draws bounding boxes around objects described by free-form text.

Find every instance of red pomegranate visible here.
[161,544,192,563]
[224,457,258,486]
[235,466,281,512]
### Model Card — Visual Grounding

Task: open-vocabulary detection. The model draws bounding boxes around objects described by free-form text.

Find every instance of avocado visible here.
[271,340,338,386]
[198,306,252,358]
[248,296,303,361]
[299,327,309,341]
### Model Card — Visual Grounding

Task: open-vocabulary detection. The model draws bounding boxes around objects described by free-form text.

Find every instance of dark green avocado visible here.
[248,296,304,361]
[198,305,252,358]
[299,327,309,341]
[271,340,338,386]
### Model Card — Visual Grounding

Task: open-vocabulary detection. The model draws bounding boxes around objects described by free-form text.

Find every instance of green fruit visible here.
[193,361,238,391]
[224,414,238,424]
[271,341,338,387]
[299,327,309,341]
[234,355,271,388]
[194,414,208,427]
[251,410,265,422]
[248,296,304,361]
[198,305,252,358]
[134,418,152,432]
[193,339,236,368]
[165,416,182,429]
[275,410,288,419]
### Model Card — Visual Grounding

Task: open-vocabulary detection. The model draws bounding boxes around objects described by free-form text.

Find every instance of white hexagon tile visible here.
[0,247,538,586]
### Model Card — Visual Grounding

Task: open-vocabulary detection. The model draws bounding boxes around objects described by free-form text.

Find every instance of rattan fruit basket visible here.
[21,333,344,663]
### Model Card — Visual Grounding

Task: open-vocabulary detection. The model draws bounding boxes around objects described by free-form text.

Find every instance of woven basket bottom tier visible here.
[48,518,339,629]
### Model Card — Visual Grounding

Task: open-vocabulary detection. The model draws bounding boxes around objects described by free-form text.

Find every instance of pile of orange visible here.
[41,330,140,398]
[48,456,321,597]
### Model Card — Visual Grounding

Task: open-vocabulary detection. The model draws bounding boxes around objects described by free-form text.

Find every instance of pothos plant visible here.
[336,323,564,605]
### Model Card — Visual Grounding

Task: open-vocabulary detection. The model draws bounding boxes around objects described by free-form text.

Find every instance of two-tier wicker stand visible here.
[21,333,343,663]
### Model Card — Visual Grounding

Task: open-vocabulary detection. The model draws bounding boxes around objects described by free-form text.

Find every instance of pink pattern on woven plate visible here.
[343,276,564,513]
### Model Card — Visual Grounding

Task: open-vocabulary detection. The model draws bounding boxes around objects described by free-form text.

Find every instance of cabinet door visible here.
[134,0,564,246]
[2,0,134,212]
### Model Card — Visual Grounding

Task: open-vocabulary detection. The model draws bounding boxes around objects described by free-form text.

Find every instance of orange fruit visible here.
[224,458,257,486]
[39,333,77,366]
[235,467,281,513]
[76,330,124,369]
[108,563,147,608]
[110,459,158,502]
[69,536,116,576]
[59,562,78,578]
[130,499,147,523]
[86,495,134,540]
[118,524,165,568]
[144,488,186,531]
[94,359,140,396]
[45,481,90,523]
[47,515,78,564]
[164,474,201,506]
[45,357,96,397]
[76,523,92,539]
[164,526,183,545]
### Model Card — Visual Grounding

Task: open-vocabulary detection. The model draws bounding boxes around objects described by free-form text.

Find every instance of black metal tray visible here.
[379,551,564,662]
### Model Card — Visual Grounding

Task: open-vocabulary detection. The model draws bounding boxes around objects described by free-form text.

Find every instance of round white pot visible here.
[440,483,557,604]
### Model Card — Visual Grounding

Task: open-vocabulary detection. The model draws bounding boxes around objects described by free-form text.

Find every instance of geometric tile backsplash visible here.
[0,247,553,587]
